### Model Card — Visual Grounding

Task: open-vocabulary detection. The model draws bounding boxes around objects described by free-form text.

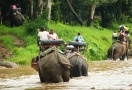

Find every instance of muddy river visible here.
[0,60,132,90]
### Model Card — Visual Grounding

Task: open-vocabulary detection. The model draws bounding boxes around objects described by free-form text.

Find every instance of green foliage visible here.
[128,17,132,23]
[93,19,104,30]
[24,11,48,35]
[10,45,38,65]
[1,21,132,65]
[48,22,112,61]
[118,14,129,24]
[0,36,14,51]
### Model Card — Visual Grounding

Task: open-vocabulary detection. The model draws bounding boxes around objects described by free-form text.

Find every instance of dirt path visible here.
[0,35,25,61]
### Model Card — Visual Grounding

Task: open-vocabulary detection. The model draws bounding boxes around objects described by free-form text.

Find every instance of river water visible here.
[0,60,132,90]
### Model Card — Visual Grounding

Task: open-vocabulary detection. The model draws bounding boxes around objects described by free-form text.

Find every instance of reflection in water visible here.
[0,60,132,90]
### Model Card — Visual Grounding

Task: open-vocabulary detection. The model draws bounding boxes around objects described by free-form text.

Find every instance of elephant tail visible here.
[112,47,115,60]
[77,55,82,76]
[55,51,73,67]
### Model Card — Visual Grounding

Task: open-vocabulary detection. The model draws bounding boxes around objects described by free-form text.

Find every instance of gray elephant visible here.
[37,50,72,83]
[67,52,88,77]
[9,9,25,27]
[108,35,131,60]
[107,41,128,60]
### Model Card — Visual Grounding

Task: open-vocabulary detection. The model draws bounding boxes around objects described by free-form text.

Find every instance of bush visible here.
[24,11,48,35]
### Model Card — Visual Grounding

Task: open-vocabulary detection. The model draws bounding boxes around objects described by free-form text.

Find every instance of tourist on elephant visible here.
[11,5,17,10]
[112,30,118,37]
[119,24,126,32]
[37,26,49,41]
[37,26,50,51]
[125,26,130,36]
[48,29,58,40]
[118,30,126,42]
[74,32,84,42]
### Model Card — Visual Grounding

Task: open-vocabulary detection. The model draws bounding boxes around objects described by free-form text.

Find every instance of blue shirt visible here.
[74,36,84,42]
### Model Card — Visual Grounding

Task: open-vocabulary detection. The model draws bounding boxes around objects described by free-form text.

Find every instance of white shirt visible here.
[49,33,58,40]
[38,31,49,40]
[112,33,118,37]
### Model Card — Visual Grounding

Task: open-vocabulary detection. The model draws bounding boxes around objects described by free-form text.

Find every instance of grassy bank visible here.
[0,23,131,65]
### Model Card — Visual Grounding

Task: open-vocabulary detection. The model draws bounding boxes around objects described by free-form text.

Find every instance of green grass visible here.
[0,35,14,51]
[0,22,131,65]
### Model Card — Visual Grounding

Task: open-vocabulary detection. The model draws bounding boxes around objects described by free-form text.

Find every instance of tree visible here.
[29,0,33,20]
[47,0,52,24]
[66,0,84,26]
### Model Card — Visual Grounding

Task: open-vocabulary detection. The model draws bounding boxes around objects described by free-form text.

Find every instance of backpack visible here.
[76,36,81,42]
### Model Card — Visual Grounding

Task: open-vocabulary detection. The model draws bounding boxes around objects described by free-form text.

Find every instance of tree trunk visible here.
[66,0,83,26]
[37,0,46,15]
[47,0,52,24]
[87,5,96,26]
[100,6,107,27]
[34,0,46,18]
[29,0,33,20]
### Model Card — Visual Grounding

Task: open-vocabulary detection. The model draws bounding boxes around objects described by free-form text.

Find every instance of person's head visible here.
[49,29,54,34]
[77,32,81,36]
[114,30,116,33]
[40,26,45,31]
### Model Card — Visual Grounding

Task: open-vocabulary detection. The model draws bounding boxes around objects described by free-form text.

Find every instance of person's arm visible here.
[48,34,56,40]
[56,34,58,40]
[74,36,77,41]
[37,32,40,45]
[81,36,84,42]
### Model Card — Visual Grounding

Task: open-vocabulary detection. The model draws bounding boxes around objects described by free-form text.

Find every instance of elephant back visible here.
[67,52,88,77]
[12,11,25,26]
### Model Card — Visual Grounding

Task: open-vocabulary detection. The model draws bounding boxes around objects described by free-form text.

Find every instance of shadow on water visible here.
[0,60,132,90]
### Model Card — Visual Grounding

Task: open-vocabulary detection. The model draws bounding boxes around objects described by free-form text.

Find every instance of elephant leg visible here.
[82,66,88,76]
[53,75,63,83]
[38,64,45,82]
[63,70,70,82]
[113,53,120,60]
[120,53,126,61]
[52,74,63,83]
[78,65,82,76]
[48,69,63,83]
[126,50,128,60]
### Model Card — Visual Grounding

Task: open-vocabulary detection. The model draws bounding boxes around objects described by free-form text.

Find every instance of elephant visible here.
[66,52,88,77]
[108,35,131,60]
[0,61,18,68]
[37,50,72,83]
[9,9,25,27]
[107,41,128,61]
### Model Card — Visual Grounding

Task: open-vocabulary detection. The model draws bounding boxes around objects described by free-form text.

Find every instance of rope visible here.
[67,52,87,60]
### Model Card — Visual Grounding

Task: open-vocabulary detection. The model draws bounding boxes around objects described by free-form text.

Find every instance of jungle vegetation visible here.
[0,0,132,65]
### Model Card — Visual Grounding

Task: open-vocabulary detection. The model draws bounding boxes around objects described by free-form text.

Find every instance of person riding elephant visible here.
[37,48,72,83]
[107,40,128,61]
[66,52,88,77]
[9,6,25,27]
